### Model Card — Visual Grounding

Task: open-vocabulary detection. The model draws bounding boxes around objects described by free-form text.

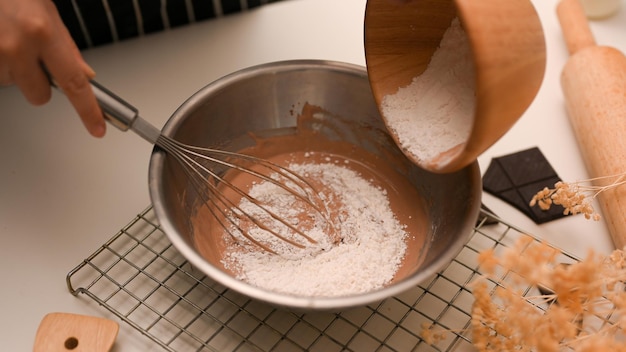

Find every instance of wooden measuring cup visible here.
[364,0,546,173]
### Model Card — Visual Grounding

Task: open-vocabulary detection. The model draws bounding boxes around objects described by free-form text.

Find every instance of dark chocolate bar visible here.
[483,147,567,224]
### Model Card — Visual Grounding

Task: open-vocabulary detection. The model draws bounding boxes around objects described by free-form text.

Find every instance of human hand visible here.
[0,0,105,137]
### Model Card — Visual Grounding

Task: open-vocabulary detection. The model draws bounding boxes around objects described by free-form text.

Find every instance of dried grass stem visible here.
[529,171,626,221]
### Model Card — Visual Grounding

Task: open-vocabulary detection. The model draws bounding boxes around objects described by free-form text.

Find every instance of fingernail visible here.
[84,63,96,79]
[91,122,106,138]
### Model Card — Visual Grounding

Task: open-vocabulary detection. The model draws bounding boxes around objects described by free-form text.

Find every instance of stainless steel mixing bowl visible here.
[149,60,482,309]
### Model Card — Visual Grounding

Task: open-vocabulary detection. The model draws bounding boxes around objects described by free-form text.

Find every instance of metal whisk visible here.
[80,81,330,254]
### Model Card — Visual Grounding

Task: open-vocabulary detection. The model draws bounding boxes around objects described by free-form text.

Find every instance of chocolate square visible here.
[482,147,567,224]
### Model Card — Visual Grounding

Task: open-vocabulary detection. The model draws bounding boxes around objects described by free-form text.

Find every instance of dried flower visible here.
[421,236,626,350]
[467,236,626,351]
[529,173,626,221]
[420,322,446,345]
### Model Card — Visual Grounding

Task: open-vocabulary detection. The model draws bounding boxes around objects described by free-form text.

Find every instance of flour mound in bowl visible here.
[381,17,475,168]
[221,159,409,297]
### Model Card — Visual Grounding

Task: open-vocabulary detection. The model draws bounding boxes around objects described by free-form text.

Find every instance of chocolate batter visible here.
[191,104,431,290]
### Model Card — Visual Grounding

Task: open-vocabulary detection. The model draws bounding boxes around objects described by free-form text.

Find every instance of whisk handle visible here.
[46,68,161,144]
[44,69,137,132]
[89,80,138,132]
[88,81,161,144]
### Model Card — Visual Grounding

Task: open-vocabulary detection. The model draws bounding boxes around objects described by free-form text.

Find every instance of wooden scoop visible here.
[364,0,546,173]
[557,0,626,249]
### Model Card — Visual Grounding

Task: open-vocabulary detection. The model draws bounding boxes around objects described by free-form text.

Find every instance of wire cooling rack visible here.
[66,207,579,352]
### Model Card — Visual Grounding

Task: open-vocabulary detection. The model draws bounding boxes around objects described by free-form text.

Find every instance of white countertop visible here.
[1,0,625,350]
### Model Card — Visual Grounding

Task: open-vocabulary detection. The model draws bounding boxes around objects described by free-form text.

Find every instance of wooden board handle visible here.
[33,313,119,352]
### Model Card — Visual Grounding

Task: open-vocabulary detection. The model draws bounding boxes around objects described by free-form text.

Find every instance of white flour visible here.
[221,159,408,297]
[381,18,475,167]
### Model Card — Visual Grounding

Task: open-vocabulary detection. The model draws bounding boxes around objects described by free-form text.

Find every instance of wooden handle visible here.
[558,0,626,249]
[557,0,596,55]
[33,313,119,352]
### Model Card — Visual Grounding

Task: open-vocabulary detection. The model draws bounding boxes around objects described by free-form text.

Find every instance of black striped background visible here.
[53,0,283,49]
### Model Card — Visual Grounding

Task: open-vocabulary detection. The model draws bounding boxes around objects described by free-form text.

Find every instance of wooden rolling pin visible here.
[557,0,626,249]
